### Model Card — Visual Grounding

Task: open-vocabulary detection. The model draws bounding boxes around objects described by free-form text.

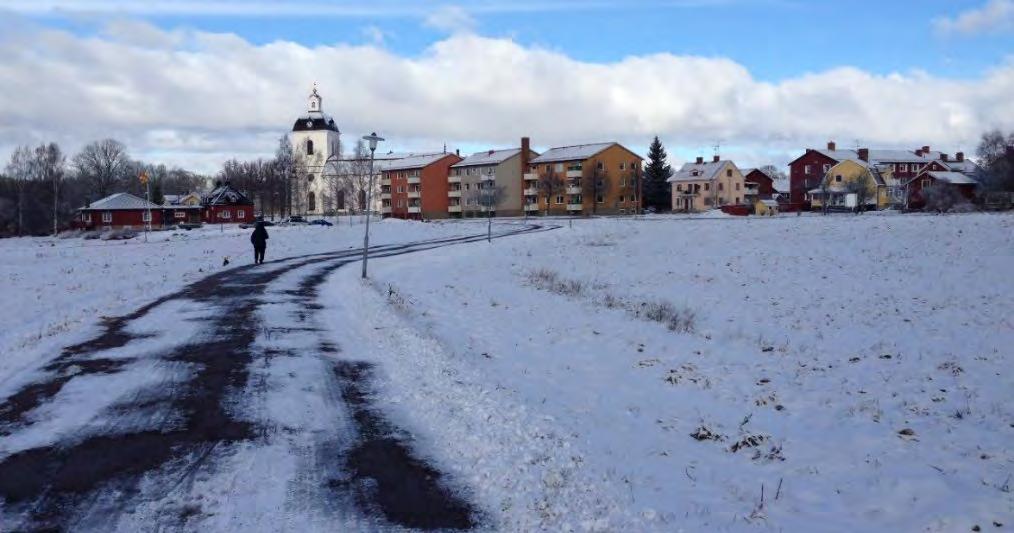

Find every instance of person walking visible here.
[250,220,269,264]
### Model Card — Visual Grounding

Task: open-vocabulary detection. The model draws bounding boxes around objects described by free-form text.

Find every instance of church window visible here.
[306,139,314,155]
[307,174,314,183]
[308,192,316,211]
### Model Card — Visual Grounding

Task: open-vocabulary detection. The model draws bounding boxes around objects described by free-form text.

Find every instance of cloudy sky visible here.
[1,0,1013,173]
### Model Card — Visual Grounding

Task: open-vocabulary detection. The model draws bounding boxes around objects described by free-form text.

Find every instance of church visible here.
[289,85,342,216]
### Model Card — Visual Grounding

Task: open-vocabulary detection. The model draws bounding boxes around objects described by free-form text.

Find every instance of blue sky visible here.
[2,0,1013,171]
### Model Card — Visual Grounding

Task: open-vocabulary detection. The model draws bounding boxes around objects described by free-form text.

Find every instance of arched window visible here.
[306,139,314,155]
[336,190,346,210]
[308,191,316,212]
[358,190,367,210]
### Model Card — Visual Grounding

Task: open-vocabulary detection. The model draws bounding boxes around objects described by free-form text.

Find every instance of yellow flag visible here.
[139,170,149,184]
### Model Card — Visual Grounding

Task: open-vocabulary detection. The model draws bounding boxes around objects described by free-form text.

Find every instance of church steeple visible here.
[308,83,322,113]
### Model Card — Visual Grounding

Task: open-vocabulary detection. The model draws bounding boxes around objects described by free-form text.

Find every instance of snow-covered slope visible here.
[330,213,1013,531]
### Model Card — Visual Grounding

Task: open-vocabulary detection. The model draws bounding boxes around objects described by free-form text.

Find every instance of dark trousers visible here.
[254,246,266,264]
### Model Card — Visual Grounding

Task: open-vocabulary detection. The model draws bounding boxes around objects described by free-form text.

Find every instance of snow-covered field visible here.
[327,213,1013,531]
[2,212,1012,531]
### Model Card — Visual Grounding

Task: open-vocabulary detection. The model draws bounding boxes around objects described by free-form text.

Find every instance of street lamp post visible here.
[361,132,384,279]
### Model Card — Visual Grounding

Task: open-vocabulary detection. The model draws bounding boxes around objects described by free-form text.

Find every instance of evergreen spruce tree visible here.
[643,136,673,211]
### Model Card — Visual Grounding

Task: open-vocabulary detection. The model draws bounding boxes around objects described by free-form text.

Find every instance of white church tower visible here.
[290,84,341,216]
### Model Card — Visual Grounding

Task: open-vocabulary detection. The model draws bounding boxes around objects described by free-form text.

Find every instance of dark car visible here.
[240,219,276,229]
[286,216,308,224]
[309,219,333,227]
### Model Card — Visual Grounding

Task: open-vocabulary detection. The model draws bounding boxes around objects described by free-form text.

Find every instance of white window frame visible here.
[238,210,246,219]
[555,195,565,205]
[102,211,112,223]
[174,211,186,219]
[804,165,813,174]
[220,210,231,220]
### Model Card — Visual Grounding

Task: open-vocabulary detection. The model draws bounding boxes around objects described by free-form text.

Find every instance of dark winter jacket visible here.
[250,222,269,248]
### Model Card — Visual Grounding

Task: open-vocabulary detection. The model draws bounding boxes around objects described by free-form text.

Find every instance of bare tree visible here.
[4,145,34,236]
[582,164,611,215]
[537,166,564,216]
[469,172,506,242]
[817,173,834,215]
[759,164,787,180]
[274,135,296,217]
[845,171,873,214]
[922,183,963,213]
[34,143,66,234]
[73,139,130,199]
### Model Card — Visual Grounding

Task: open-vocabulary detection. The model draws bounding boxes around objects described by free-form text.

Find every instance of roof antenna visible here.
[854,138,861,151]
[713,141,722,158]
[443,142,447,154]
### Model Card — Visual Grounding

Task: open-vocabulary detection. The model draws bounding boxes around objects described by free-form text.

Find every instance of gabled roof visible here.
[452,148,528,168]
[80,192,161,211]
[205,183,253,206]
[926,171,978,185]
[530,142,616,164]
[667,160,732,183]
[383,152,456,172]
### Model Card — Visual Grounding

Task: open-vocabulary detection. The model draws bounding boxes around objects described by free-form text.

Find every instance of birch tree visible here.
[73,139,130,199]
[4,146,34,236]
[537,166,564,216]
[34,143,66,235]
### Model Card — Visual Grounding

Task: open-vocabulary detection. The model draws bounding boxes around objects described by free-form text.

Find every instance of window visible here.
[555,195,565,205]
[82,213,91,222]
[835,175,843,182]
[726,169,733,177]
[174,211,186,219]
[465,183,471,190]
[804,165,813,174]
[735,197,740,204]
[220,210,231,219]
[620,178,627,187]
[704,183,710,191]
[102,211,112,223]
[676,184,683,192]
[922,178,931,188]
[597,161,604,171]
[555,163,564,172]
[307,192,316,211]
[735,182,740,190]
[822,164,830,173]
[619,195,625,203]
[596,194,604,203]
[719,183,724,191]
[619,162,626,170]
[307,173,314,183]
[546,165,551,172]
[238,210,246,219]
[306,139,314,155]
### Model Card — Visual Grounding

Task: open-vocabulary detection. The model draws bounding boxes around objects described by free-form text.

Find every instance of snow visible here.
[324,213,1014,531]
[2,213,1012,531]
[530,142,615,164]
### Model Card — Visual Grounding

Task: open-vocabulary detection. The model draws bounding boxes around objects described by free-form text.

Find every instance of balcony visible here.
[408,190,421,199]
[566,170,583,179]
[566,204,583,211]
[448,205,462,213]
[380,177,391,186]
[380,193,391,200]
[407,176,421,184]
[408,206,421,214]
[448,175,461,183]
[523,172,538,181]
[448,190,462,198]
[524,204,540,212]
[523,187,538,196]
[566,185,582,195]
[381,206,392,214]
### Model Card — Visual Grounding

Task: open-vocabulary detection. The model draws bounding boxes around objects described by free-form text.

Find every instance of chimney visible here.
[696,156,704,164]
[956,151,964,162]
[858,148,869,162]
[521,137,531,172]
[915,149,924,157]
[827,141,836,151]
[455,148,460,156]
[488,149,495,156]
[713,155,720,163]
[941,153,949,162]
[922,145,930,154]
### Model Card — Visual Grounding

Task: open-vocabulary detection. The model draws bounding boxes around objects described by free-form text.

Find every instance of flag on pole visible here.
[139,170,149,184]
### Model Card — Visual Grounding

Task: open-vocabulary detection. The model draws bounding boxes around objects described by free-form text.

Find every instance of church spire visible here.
[308,82,322,113]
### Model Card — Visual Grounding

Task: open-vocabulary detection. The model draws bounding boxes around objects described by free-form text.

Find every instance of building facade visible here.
[76,193,163,230]
[525,142,643,216]
[449,138,539,217]
[668,156,747,212]
[381,153,462,220]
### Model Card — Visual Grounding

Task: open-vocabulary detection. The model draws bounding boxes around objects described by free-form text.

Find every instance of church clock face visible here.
[306,120,313,128]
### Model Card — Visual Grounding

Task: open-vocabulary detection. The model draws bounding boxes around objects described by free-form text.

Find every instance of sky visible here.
[1,0,1013,174]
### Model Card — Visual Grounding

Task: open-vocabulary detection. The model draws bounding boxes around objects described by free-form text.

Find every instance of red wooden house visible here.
[202,182,255,224]
[75,193,164,230]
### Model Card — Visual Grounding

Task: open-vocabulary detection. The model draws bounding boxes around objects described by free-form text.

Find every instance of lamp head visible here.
[362,132,384,152]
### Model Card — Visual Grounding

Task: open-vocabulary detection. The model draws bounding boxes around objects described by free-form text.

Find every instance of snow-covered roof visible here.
[383,152,454,171]
[667,160,729,183]
[759,199,779,207]
[771,178,790,193]
[80,192,161,211]
[927,171,978,185]
[942,159,978,173]
[205,183,253,206]
[530,142,615,164]
[452,148,523,168]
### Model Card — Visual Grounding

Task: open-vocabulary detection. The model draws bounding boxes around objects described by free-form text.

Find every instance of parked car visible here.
[309,219,333,227]
[286,215,307,224]
[239,219,275,229]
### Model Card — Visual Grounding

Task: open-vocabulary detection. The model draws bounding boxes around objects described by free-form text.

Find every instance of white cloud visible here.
[1,18,1012,173]
[424,5,476,33]
[934,0,1014,35]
